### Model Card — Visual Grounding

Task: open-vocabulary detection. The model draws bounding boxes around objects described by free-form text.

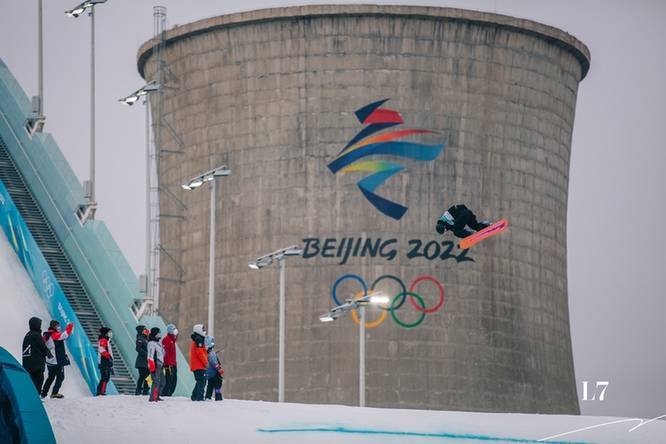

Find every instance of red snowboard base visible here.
[458,219,508,250]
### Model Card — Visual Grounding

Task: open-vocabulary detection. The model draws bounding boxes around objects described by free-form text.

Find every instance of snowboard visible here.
[458,219,508,250]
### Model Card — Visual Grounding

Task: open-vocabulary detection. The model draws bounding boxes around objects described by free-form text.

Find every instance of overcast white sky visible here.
[1,0,664,419]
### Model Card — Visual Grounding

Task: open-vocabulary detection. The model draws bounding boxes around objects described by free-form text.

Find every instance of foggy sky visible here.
[1,0,664,419]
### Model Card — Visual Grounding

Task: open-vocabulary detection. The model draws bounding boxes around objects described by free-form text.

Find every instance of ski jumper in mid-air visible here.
[436,204,491,238]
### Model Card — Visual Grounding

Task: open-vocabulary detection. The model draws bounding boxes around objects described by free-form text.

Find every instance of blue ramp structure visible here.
[0,57,193,396]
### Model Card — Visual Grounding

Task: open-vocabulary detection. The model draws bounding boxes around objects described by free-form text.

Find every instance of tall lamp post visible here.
[26,0,46,134]
[65,0,108,224]
[119,81,161,311]
[319,291,389,407]
[248,246,303,403]
[182,165,231,338]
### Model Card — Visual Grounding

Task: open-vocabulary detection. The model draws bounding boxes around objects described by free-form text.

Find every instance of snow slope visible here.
[0,232,89,398]
[45,396,666,444]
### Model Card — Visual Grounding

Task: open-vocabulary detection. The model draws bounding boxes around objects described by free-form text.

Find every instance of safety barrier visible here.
[0,178,117,395]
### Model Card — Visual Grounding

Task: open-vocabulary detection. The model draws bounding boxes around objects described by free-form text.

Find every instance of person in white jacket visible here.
[147,327,165,402]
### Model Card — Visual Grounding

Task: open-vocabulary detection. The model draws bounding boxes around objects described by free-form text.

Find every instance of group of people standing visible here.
[21,316,74,399]
[132,323,179,401]
[133,323,224,402]
[21,316,224,403]
[188,324,224,402]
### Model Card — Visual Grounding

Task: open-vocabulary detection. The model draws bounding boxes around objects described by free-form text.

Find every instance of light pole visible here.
[66,0,108,223]
[319,291,389,407]
[248,245,303,403]
[26,0,46,134]
[182,165,231,338]
[119,81,161,310]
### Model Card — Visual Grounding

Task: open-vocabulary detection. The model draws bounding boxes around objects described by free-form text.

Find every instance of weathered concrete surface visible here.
[138,5,589,414]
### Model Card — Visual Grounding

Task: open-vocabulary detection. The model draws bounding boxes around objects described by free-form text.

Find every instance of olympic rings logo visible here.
[42,270,54,300]
[330,274,445,329]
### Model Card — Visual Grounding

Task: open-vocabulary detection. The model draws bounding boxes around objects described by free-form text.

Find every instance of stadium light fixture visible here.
[181,165,231,191]
[319,314,335,323]
[119,80,162,314]
[369,294,390,305]
[318,291,390,321]
[66,0,108,224]
[118,81,161,106]
[247,246,303,270]
[65,0,107,17]
[180,165,231,339]
[318,290,388,407]
[248,245,303,403]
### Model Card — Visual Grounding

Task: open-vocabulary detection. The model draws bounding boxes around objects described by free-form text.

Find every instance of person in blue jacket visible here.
[204,335,224,401]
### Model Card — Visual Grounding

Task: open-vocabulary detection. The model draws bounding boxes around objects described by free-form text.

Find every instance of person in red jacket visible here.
[189,324,208,401]
[96,327,113,396]
[41,320,74,399]
[161,324,178,396]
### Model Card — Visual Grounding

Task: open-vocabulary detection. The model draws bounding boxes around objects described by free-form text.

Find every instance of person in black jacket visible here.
[134,325,150,396]
[436,204,491,239]
[22,317,52,393]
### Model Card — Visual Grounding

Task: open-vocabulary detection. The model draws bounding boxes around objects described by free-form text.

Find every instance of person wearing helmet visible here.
[161,324,179,396]
[96,327,113,396]
[436,204,491,239]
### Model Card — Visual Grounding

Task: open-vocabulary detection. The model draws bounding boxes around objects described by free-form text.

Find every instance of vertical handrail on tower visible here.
[148,6,186,312]
[149,5,167,313]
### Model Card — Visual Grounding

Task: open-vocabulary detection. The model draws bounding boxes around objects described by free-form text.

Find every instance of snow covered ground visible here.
[3,211,665,444]
[0,233,89,398]
[44,395,666,444]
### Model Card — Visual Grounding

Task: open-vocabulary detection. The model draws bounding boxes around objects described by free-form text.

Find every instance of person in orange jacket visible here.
[189,324,208,401]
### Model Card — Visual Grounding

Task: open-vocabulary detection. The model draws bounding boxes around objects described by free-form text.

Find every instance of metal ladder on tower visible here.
[0,138,136,394]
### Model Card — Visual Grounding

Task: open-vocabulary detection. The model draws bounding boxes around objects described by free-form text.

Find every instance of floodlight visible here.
[249,244,303,403]
[119,95,140,105]
[119,81,161,106]
[249,246,303,269]
[248,256,273,270]
[65,0,107,18]
[369,294,390,305]
[65,7,85,17]
[182,165,231,191]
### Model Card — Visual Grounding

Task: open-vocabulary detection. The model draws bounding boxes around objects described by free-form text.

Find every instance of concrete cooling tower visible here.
[137,5,590,413]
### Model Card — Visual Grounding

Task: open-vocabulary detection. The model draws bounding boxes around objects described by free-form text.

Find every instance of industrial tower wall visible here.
[138,5,589,413]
